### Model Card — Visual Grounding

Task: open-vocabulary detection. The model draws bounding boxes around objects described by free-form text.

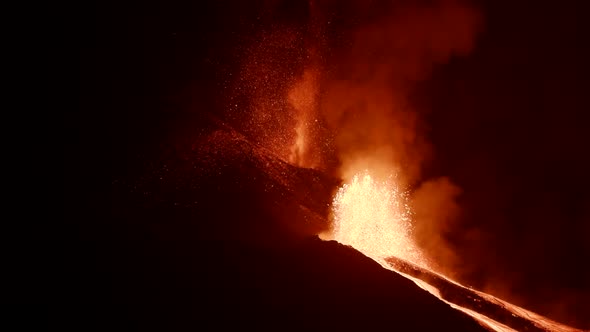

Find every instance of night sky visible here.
[69,0,589,330]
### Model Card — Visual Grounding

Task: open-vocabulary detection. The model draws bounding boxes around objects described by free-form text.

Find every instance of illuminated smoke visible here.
[319,0,481,182]
[316,0,483,278]
[411,176,463,275]
[316,0,482,276]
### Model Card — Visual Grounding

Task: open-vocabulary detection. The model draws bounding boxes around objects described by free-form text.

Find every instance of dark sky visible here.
[420,0,589,322]
[71,0,589,329]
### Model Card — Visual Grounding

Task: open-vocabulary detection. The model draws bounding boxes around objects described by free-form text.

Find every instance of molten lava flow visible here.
[325,170,584,332]
[329,170,429,268]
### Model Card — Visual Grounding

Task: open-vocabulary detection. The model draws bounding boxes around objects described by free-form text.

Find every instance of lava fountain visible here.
[324,169,584,332]
[329,170,429,269]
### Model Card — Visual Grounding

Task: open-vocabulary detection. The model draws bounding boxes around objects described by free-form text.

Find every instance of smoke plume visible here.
[232,0,483,274]
[317,0,481,273]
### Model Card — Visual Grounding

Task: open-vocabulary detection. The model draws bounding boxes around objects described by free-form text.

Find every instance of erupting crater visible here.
[321,169,584,332]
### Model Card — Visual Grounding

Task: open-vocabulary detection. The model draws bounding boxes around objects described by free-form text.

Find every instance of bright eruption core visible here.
[328,170,430,269]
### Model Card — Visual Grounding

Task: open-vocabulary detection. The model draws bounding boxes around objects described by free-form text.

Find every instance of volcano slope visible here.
[65,122,489,332]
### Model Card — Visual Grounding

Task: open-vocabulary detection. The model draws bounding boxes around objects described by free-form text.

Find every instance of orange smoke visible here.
[317,0,482,275]
[320,0,481,183]
[411,177,463,275]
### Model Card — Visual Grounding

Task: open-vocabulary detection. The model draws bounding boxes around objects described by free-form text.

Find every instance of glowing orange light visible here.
[324,170,583,332]
[287,69,320,168]
[327,170,429,268]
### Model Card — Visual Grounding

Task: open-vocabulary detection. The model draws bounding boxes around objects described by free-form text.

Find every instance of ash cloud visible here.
[316,0,481,273]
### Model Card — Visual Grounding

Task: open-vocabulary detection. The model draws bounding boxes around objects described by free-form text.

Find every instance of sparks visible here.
[330,170,429,268]
[325,169,583,332]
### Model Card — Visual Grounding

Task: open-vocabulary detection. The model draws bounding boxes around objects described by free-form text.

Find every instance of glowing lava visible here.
[329,170,429,268]
[325,170,584,332]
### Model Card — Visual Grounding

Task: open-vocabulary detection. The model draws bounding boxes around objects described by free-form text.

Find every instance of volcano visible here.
[61,119,583,331]
[70,0,590,330]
